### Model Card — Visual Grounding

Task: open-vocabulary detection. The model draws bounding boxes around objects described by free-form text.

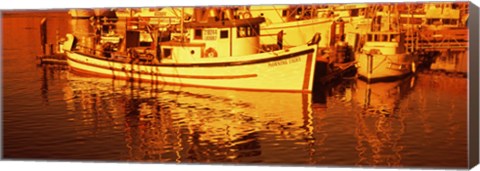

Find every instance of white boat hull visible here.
[356,53,415,80]
[66,45,318,92]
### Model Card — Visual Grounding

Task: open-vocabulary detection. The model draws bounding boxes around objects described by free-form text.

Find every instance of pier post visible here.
[40,18,47,55]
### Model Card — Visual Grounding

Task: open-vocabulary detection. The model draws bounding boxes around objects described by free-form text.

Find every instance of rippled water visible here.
[2,11,468,168]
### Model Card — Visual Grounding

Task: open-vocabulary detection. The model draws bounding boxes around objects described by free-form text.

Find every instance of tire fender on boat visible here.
[242,12,252,19]
[204,48,218,58]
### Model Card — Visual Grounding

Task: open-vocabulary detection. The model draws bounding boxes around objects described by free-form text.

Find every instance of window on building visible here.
[220,30,229,39]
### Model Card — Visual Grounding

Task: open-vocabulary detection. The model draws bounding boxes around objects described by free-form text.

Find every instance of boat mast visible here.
[387,4,391,31]
[395,3,400,32]
[180,7,185,42]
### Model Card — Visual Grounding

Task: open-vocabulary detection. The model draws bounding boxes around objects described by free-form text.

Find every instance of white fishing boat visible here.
[62,7,321,93]
[355,4,417,82]
[355,31,416,81]
[248,5,334,48]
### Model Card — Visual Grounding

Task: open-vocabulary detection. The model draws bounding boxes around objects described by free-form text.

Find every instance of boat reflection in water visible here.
[61,72,331,164]
[351,76,416,166]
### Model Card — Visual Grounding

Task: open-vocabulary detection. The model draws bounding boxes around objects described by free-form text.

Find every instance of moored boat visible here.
[355,31,416,81]
[62,7,321,93]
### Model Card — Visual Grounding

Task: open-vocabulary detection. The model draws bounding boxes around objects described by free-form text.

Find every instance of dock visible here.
[36,53,67,66]
[36,17,68,67]
[405,28,468,74]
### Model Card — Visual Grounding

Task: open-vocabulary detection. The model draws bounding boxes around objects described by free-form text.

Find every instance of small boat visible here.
[62,7,321,93]
[355,31,416,81]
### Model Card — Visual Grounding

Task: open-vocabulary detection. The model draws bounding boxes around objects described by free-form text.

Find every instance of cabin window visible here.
[443,19,458,25]
[384,35,389,42]
[379,34,388,42]
[194,29,202,40]
[220,30,229,39]
[390,34,399,42]
[282,10,288,17]
[237,25,259,38]
[374,35,380,41]
[367,34,373,41]
[427,18,441,25]
[163,48,172,59]
[359,9,365,16]
[400,17,423,24]
[349,9,359,17]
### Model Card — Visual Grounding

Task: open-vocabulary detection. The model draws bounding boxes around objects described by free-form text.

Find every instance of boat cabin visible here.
[362,32,406,55]
[156,8,265,63]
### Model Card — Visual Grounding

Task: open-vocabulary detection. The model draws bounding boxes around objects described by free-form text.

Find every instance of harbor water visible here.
[2,11,468,168]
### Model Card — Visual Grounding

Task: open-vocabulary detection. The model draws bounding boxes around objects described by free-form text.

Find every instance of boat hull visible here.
[66,45,318,93]
[356,53,415,81]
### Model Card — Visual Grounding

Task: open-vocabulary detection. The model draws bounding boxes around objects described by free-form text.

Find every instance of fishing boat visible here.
[355,31,416,81]
[62,7,321,93]
[355,5,417,82]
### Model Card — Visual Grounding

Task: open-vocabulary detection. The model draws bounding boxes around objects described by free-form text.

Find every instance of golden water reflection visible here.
[352,77,415,167]
[56,69,467,167]
[62,73,332,164]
